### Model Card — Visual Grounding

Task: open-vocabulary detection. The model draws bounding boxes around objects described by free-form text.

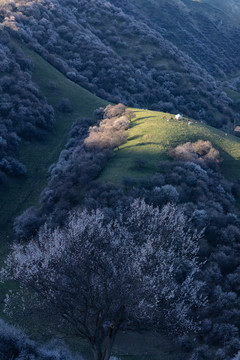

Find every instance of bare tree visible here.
[84,109,130,150]
[84,127,128,150]
[1,200,205,360]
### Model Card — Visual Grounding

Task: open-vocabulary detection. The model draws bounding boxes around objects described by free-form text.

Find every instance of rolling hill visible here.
[100,109,240,184]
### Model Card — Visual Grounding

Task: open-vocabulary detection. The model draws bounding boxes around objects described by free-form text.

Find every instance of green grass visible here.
[100,109,240,184]
[0,40,107,259]
[113,331,182,360]
[224,87,240,114]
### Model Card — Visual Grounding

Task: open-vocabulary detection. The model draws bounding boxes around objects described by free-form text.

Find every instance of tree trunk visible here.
[92,343,103,360]
[92,333,116,360]
[101,328,116,360]
[92,306,125,360]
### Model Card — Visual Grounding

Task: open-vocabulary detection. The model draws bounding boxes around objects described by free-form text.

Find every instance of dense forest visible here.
[112,0,240,77]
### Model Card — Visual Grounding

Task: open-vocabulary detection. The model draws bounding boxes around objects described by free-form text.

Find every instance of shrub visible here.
[169,140,220,164]
[14,207,44,241]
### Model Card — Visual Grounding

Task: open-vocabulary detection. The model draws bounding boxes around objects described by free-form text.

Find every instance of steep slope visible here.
[0,40,107,254]
[110,0,240,78]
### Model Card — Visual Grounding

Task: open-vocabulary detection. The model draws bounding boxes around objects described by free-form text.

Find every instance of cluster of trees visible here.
[0,29,54,183]
[85,103,135,149]
[14,104,130,239]
[169,140,220,164]
[0,0,237,127]
[0,319,82,360]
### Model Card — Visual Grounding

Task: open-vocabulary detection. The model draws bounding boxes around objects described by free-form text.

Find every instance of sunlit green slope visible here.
[100,109,240,184]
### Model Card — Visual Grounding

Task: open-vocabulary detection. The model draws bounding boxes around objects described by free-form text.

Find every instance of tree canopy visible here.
[2,200,205,360]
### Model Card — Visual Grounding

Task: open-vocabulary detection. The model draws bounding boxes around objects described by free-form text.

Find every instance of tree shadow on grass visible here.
[130,121,144,128]
[127,135,143,141]
[133,116,155,122]
[123,142,161,150]
[130,117,154,127]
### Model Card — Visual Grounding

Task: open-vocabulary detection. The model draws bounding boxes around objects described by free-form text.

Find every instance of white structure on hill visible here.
[175,114,182,120]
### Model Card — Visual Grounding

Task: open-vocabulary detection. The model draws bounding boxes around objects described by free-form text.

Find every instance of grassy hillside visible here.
[0,40,107,258]
[100,109,240,184]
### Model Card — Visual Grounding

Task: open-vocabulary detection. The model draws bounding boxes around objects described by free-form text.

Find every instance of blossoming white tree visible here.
[2,200,205,360]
